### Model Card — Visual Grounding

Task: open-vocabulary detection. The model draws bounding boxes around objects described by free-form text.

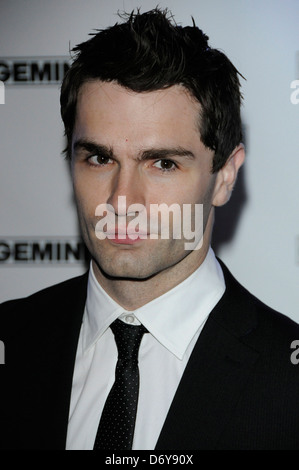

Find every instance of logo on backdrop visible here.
[0,237,89,265]
[0,80,4,103]
[0,57,70,85]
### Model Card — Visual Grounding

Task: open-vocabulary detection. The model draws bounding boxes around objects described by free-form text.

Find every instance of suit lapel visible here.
[156,263,260,450]
[4,273,88,449]
[41,273,89,448]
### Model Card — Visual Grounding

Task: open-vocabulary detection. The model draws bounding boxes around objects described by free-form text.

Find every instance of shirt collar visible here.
[83,247,225,359]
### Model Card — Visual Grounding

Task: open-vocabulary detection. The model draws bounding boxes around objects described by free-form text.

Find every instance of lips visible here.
[105,227,148,244]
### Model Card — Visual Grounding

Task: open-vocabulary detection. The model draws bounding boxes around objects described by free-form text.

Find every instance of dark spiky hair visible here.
[60,7,244,172]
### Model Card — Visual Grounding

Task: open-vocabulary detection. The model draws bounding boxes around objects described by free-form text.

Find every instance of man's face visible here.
[71,81,224,282]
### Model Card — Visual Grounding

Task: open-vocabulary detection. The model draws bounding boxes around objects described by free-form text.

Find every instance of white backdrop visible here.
[0,0,298,323]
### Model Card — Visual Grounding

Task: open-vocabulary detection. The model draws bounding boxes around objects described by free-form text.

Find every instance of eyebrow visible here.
[73,139,113,159]
[139,147,195,161]
[73,139,195,161]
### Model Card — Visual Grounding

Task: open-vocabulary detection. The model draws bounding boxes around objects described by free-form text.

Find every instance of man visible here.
[1,8,299,450]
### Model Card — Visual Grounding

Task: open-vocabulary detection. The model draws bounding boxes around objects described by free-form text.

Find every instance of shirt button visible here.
[125,314,135,324]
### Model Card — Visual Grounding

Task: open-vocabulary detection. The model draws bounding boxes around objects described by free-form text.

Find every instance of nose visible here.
[106,165,146,216]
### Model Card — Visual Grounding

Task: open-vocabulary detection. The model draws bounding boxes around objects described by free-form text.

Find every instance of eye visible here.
[153,159,177,172]
[88,154,113,166]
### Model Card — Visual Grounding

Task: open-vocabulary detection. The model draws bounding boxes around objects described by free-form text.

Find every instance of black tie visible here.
[93,318,147,450]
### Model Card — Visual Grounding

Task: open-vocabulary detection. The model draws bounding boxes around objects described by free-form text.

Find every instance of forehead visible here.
[74,81,202,147]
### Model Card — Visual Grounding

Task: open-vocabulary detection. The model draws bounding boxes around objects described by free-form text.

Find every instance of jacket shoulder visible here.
[0,273,88,336]
[217,258,299,340]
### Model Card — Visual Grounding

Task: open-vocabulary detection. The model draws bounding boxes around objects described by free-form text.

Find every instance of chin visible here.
[95,261,157,281]
[90,238,188,281]
[92,249,171,281]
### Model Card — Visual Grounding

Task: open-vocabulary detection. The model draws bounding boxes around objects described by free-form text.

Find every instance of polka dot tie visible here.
[93,319,148,450]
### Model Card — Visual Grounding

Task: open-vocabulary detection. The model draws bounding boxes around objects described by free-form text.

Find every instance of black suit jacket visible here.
[1,261,299,450]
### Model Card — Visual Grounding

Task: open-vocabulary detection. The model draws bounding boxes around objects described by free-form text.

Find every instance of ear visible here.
[212,144,245,207]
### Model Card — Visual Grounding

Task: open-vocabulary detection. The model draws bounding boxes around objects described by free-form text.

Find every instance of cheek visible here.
[73,178,95,220]
[181,176,216,227]
[177,181,211,206]
[72,170,98,210]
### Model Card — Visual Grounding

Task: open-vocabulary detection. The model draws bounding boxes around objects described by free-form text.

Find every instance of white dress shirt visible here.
[66,247,225,450]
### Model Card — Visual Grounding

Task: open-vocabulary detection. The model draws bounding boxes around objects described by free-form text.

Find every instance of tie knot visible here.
[111,319,147,361]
